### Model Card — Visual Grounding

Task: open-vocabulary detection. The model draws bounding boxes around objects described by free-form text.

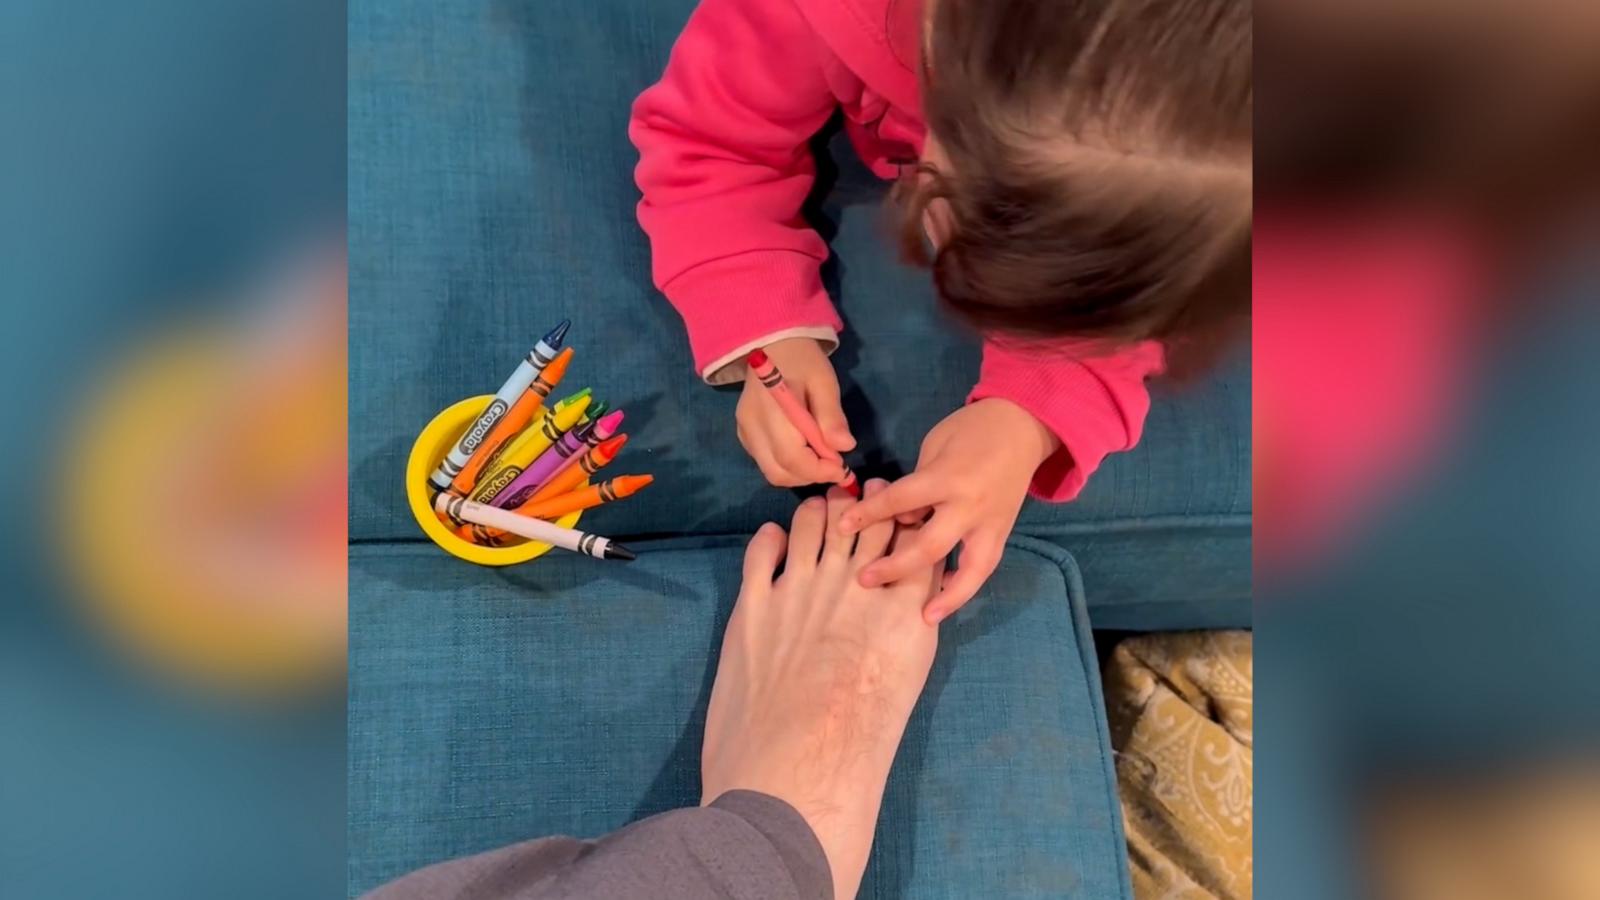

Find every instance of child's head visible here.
[900,0,1251,365]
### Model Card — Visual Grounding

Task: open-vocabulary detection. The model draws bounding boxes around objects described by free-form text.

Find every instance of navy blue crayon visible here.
[427,319,570,493]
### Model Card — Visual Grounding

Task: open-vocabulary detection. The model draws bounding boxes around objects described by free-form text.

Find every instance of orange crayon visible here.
[449,348,574,494]
[513,475,652,524]
[747,349,860,496]
[462,434,628,544]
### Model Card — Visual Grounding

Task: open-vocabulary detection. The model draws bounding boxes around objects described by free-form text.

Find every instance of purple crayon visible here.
[492,409,624,509]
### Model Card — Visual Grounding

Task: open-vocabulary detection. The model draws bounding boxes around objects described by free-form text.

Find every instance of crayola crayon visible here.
[519,475,653,521]
[436,493,635,561]
[448,355,577,495]
[578,400,608,425]
[426,319,570,493]
[527,433,627,505]
[464,434,629,544]
[464,393,590,508]
[554,388,592,414]
[746,349,860,496]
[493,410,624,510]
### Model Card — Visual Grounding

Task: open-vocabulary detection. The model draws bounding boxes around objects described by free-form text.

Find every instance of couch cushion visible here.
[347,0,1253,599]
[348,537,1130,898]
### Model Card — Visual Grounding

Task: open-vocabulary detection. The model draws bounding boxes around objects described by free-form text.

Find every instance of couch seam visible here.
[348,513,1252,547]
[1004,535,1137,900]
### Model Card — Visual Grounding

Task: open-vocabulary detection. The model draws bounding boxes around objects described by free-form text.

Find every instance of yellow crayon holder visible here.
[406,395,584,566]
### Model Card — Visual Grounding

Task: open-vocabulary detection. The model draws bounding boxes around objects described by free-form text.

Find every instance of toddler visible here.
[631,0,1250,621]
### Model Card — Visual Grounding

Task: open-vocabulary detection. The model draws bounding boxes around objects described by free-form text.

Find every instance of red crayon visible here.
[747,349,860,497]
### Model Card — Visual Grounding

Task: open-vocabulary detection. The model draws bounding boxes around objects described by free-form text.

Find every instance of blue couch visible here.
[348,0,1251,896]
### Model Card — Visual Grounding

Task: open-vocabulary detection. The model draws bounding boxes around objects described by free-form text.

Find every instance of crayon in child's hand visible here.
[747,349,860,496]
[436,492,634,561]
[493,410,624,510]
[426,319,569,493]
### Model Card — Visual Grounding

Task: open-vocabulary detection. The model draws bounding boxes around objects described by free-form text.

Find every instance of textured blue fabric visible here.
[346,0,1251,626]
[348,538,1130,899]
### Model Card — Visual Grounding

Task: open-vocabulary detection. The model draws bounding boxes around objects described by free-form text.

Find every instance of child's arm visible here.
[971,339,1166,501]
[629,0,843,385]
[840,339,1165,622]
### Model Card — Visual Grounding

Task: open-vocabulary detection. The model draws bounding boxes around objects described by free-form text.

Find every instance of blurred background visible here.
[4,0,1599,896]
[1255,0,1600,897]
[1,1,346,897]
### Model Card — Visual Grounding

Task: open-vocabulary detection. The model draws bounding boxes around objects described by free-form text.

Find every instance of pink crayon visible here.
[747,350,860,496]
[492,409,625,509]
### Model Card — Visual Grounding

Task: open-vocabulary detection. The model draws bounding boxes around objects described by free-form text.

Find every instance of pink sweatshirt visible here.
[629,0,1165,500]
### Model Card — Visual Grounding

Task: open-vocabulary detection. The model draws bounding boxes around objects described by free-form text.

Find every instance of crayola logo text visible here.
[460,399,509,451]
[476,465,522,499]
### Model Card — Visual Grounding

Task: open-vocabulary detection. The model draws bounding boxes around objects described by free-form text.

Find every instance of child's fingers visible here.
[922,533,1004,624]
[851,479,896,563]
[805,377,856,452]
[859,511,966,588]
[838,473,943,534]
[895,508,931,526]
[769,425,843,485]
[739,421,805,487]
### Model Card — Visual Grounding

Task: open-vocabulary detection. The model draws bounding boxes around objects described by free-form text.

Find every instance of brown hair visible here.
[896,0,1252,372]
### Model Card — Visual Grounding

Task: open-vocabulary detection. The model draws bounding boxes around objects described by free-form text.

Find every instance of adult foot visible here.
[701,481,942,899]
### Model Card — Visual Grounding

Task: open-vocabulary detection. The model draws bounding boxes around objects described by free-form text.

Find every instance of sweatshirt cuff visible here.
[701,326,840,385]
[709,790,834,899]
[664,251,844,380]
[968,360,1141,502]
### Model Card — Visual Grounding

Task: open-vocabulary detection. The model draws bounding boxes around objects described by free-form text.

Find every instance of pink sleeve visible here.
[629,0,844,376]
[969,339,1166,502]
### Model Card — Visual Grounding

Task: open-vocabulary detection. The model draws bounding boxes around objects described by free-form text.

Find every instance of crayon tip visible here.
[617,474,654,494]
[582,400,608,422]
[553,387,592,410]
[748,348,769,368]
[604,543,637,561]
[541,346,573,379]
[596,409,625,435]
[544,318,572,348]
[596,434,627,458]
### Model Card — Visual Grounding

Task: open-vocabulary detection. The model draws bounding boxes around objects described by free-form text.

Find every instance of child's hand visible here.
[737,337,856,487]
[838,399,1060,624]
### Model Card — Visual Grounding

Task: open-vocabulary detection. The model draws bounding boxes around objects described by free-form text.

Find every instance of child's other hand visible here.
[838,399,1060,624]
[737,337,856,487]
